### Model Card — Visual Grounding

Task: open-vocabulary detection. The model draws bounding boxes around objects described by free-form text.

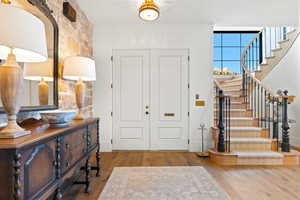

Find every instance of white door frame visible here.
[112,48,190,151]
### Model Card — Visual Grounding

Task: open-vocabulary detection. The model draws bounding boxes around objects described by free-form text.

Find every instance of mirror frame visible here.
[0,0,59,113]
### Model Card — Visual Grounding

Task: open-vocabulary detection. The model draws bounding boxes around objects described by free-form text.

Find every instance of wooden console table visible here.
[0,118,100,200]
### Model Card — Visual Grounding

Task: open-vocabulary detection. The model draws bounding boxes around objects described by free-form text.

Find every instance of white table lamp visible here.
[0,5,48,138]
[63,56,96,120]
[24,59,53,105]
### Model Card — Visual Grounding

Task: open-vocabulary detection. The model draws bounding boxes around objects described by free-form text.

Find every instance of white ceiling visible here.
[76,0,299,26]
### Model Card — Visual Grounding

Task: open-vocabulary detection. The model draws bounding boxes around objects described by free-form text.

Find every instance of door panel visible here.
[113,50,150,150]
[150,49,189,150]
[158,56,182,121]
[113,49,189,150]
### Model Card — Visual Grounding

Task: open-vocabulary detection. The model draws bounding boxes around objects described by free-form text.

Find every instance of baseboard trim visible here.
[100,141,112,152]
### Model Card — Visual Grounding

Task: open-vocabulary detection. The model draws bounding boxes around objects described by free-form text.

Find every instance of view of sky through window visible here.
[213,32,260,73]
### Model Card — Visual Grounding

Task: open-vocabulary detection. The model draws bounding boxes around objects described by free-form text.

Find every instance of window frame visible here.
[213,31,262,73]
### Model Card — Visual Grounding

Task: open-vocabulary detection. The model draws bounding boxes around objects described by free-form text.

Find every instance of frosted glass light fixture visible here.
[139,0,160,21]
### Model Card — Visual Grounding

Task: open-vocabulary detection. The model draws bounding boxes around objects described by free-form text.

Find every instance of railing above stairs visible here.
[241,27,295,153]
[240,27,295,73]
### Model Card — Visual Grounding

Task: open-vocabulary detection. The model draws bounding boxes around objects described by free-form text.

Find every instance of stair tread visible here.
[236,152,283,158]
[224,79,242,83]
[215,101,242,104]
[287,28,297,35]
[223,88,241,92]
[228,137,271,142]
[214,109,246,112]
[266,56,276,59]
[272,47,282,52]
[278,39,289,44]
[231,126,261,130]
[229,117,254,120]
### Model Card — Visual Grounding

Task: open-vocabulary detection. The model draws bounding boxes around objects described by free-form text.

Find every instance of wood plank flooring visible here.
[64,151,300,200]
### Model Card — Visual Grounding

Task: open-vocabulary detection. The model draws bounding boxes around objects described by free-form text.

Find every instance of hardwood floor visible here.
[65,151,300,200]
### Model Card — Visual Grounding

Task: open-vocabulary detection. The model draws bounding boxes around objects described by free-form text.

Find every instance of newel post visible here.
[281,90,290,152]
[217,90,225,152]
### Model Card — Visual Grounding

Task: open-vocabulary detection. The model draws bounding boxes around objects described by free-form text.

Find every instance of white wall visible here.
[93,24,214,152]
[262,34,300,147]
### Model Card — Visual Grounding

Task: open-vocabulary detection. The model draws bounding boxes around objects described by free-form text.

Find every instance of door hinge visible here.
[111,112,113,117]
[111,56,113,62]
[111,83,113,89]
[188,56,190,62]
[188,83,190,89]
[111,139,113,144]
[188,139,190,145]
[188,112,190,117]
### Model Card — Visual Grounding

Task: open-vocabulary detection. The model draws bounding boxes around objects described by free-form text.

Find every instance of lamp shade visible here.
[63,56,96,81]
[0,5,48,62]
[23,59,53,82]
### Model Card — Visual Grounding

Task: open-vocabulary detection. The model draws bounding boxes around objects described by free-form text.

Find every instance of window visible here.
[213,31,261,73]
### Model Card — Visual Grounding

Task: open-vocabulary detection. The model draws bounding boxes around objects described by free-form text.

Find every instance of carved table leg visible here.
[54,188,62,200]
[13,153,22,200]
[95,147,101,177]
[84,156,91,193]
[54,137,62,200]
[91,120,101,177]
[74,156,91,193]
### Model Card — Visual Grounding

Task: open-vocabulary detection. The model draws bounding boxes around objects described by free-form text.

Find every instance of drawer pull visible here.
[65,143,70,149]
[66,162,70,167]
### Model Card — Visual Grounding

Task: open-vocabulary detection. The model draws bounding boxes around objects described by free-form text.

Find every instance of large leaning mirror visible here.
[0,0,58,113]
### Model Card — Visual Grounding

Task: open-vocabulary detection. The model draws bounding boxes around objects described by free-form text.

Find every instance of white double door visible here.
[112,49,189,150]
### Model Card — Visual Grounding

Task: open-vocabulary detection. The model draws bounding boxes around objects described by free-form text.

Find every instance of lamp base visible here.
[0,121,30,139]
[73,79,86,120]
[73,111,84,120]
[39,78,49,106]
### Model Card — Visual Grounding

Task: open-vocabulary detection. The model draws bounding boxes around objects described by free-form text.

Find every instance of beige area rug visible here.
[99,167,231,200]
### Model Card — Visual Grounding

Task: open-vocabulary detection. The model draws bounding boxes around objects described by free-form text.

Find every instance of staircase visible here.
[210,27,300,166]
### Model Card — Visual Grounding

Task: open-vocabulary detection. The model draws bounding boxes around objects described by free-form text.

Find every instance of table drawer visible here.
[63,128,87,172]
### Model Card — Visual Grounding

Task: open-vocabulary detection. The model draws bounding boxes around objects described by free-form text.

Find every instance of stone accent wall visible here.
[0,0,93,124]
[48,0,94,117]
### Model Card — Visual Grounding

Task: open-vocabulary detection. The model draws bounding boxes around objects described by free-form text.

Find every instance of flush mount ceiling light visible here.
[1,0,11,4]
[139,0,160,21]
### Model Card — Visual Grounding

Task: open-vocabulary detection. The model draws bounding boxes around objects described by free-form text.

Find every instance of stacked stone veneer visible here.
[0,0,94,123]
[48,0,94,117]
